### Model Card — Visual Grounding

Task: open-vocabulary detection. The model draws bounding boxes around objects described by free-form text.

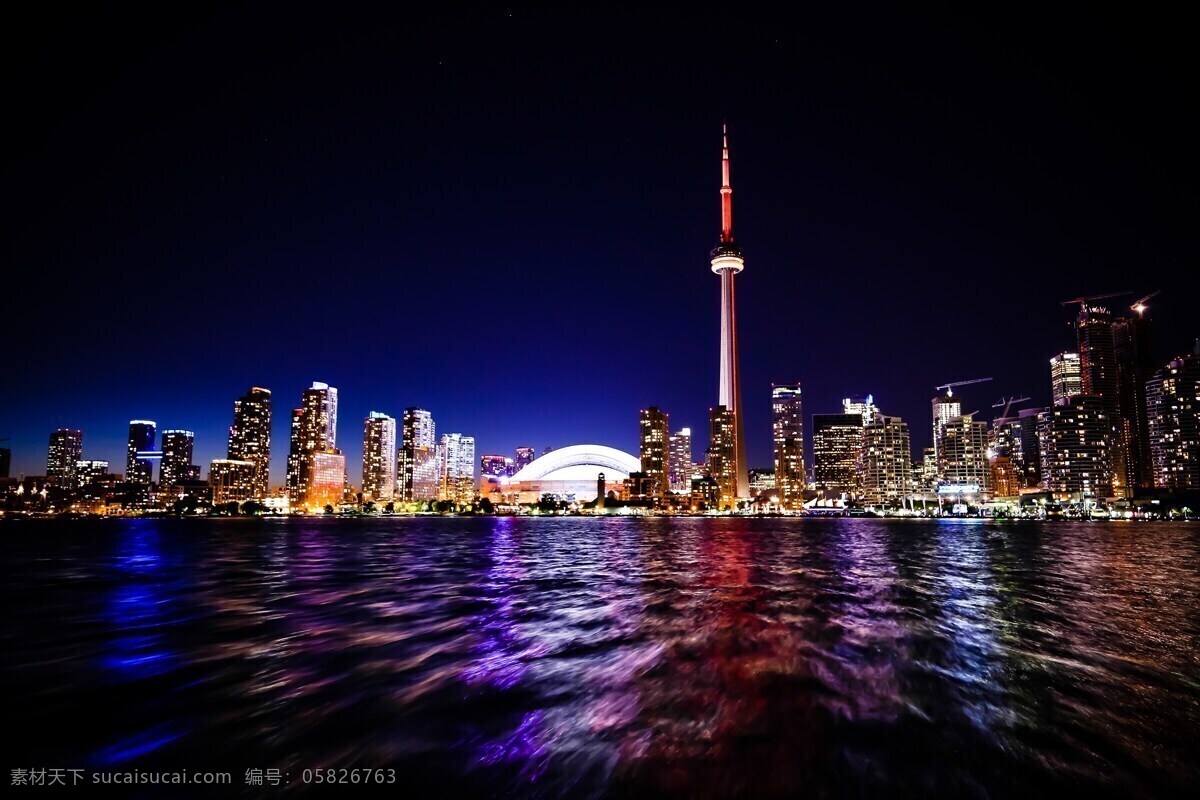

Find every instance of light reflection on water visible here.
[3,517,1200,796]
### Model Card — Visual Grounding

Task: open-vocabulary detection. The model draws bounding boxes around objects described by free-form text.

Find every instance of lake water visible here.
[3,517,1199,797]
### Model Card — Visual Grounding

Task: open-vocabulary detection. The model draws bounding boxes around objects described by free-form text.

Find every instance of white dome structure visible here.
[502,444,640,502]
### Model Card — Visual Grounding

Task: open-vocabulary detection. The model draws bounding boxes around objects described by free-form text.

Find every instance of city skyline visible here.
[2,8,1192,484]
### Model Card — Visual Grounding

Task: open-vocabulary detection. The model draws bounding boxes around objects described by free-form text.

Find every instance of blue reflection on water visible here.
[102,524,177,680]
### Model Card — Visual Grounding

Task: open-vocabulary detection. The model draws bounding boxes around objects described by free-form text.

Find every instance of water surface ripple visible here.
[3,517,1199,797]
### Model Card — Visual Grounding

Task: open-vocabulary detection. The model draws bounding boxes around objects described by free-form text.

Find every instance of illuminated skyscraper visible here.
[227,387,272,499]
[480,454,511,478]
[308,451,347,509]
[285,382,339,506]
[639,407,670,496]
[1037,395,1111,498]
[1076,306,1126,497]
[771,384,805,509]
[439,433,475,505]
[1113,312,1157,490]
[668,428,692,493]
[930,394,961,481]
[362,412,397,502]
[1017,407,1046,488]
[209,459,257,504]
[398,407,438,502]
[1146,352,1199,490]
[1050,352,1082,406]
[860,414,911,507]
[812,413,862,498]
[843,394,879,426]
[160,430,198,487]
[939,414,991,492]
[75,460,108,487]
[708,405,737,506]
[46,429,83,486]
[710,125,748,498]
[126,420,156,484]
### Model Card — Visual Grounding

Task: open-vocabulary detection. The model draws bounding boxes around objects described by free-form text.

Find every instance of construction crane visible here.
[934,377,993,398]
[1131,289,1162,316]
[991,395,1032,423]
[1060,291,1130,310]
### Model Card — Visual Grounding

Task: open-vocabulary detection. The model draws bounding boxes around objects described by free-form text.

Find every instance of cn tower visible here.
[711,124,749,498]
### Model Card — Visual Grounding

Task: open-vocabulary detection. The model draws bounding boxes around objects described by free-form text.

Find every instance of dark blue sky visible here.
[2,6,1194,484]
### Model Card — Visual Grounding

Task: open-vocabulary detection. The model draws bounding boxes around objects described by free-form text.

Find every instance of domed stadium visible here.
[499,444,640,502]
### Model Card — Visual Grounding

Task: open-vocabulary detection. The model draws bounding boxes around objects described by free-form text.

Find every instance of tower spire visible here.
[720,122,733,243]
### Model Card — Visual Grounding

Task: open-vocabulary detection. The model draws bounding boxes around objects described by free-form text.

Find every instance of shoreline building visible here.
[709,125,749,498]
[1076,305,1127,498]
[362,412,397,502]
[502,445,637,503]
[438,433,476,505]
[227,387,272,499]
[639,407,670,497]
[1146,351,1199,490]
[209,459,257,504]
[126,420,156,484]
[47,429,83,487]
[285,381,341,509]
[75,459,108,487]
[668,428,692,493]
[1037,394,1112,499]
[771,384,805,509]
[939,413,991,495]
[860,414,911,507]
[398,407,438,502]
[1114,309,1157,491]
[812,412,862,498]
[160,430,198,487]
[708,405,738,505]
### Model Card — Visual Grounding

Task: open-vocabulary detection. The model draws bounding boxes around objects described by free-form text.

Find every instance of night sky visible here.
[2,7,1194,484]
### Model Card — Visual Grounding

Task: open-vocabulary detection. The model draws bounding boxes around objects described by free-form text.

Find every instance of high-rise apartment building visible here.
[75,460,109,487]
[708,405,737,506]
[1145,353,1199,491]
[860,414,911,507]
[480,455,511,478]
[126,420,156,484]
[812,413,862,498]
[227,387,272,499]
[398,407,438,502]
[1017,407,1046,488]
[667,428,692,493]
[931,394,961,482]
[285,382,340,507]
[439,433,475,505]
[639,407,670,497]
[209,459,257,504]
[362,412,397,502]
[1037,395,1112,499]
[47,429,83,486]
[939,414,991,492]
[843,394,878,426]
[160,430,198,487]
[1113,313,1157,491]
[1050,352,1082,406]
[308,451,347,510]
[1076,306,1127,498]
[771,384,805,509]
[515,447,535,472]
